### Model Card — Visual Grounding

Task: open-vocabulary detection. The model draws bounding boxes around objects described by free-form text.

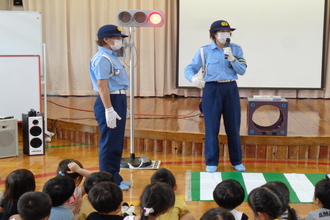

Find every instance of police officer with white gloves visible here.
[89,24,131,190]
[184,20,247,173]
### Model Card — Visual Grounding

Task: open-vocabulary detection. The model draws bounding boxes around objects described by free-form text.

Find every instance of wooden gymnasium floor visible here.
[1,96,330,219]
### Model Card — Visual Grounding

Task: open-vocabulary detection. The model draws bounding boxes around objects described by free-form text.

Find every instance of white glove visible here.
[105,107,121,129]
[224,47,236,62]
[191,76,205,89]
[126,109,130,118]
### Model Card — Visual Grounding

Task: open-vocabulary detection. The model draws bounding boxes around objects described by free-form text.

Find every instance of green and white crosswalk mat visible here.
[187,171,325,203]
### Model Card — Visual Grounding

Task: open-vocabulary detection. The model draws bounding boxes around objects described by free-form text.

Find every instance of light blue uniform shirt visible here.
[184,41,247,82]
[90,46,129,93]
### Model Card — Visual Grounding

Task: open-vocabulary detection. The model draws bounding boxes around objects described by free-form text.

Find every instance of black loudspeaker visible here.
[0,118,19,158]
[247,97,288,136]
[22,113,45,155]
[14,0,23,6]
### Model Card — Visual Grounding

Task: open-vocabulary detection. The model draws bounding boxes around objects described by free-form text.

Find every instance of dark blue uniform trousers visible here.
[94,94,127,186]
[202,81,242,166]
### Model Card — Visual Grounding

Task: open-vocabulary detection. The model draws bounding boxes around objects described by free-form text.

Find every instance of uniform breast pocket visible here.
[206,59,220,73]
[112,65,128,82]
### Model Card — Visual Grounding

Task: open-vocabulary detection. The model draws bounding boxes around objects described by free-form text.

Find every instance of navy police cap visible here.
[209,20,236,33]
[97,25,128,39]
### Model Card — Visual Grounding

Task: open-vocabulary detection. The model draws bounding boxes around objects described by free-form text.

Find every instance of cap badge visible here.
[117,27,122,32]
[221,21,229,27]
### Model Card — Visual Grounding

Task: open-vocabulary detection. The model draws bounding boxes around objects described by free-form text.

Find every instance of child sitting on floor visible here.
[304,178,330,220]
[86,181,124,220]
[248,186,285,220]
[78,171,115,220]
[136,182,175,220]
[0,169,36,220]
[200,207,235,220]
[150,168,195,220]
[43,175,76,220]
[56,158,92,220]
[263,181,302,220]
[9,191,52,220]
[213,179,249,220]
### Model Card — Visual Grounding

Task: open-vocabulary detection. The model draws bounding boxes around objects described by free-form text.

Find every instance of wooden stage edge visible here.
[48,118,330,160]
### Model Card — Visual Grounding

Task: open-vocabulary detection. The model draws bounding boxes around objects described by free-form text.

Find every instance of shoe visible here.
[119,183,129,190]
[233,164,246,172]
[126,204,136,216]
[206,165,217,173]
[121,181,132,186]
[121,202,129,213]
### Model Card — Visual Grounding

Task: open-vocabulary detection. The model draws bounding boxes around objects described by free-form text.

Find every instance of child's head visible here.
[139,182,175,220]
[263,181,289,206]
[88,181,122,214]
[18,191,52,220]
[43,175,75,207]
[56,159,84,185]
[314,178,330,209]
[262,181,299,220]
[213,179,245,210]
[150,168,176,189]
[84,171,115,194]
[200,207,235,220]
[248,186,285,220]
[3,169,36,204]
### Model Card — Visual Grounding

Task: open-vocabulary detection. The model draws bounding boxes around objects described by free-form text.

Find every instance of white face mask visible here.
[217,32,231,44]
[109,39,124,50]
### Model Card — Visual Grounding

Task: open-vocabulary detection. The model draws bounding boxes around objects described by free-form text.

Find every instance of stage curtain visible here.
[23,0,330,98]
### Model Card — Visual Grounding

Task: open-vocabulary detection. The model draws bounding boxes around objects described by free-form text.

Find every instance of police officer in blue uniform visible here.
[184,20,247,173]
[89,24,131,190]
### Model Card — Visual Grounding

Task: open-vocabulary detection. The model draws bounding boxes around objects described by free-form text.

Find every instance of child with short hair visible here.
[86,181,123,220]
[248,186,285,220]
[78,171,116,220]
[304,178,330,220]
[200,207,235,220]
[10,191,52,220]
[213,179,249,220]
[56,158,92,220]
[0,169,36,220]
[263,181,302,220]
[138,182,175,220]
[43,175,76,220]
[150,168,195,220]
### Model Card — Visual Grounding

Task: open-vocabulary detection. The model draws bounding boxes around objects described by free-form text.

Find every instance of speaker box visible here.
[0,118,19,158]
[22,113,45,155]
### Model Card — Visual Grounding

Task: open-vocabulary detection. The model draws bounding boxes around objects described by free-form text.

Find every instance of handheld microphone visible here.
[224,38,230,59]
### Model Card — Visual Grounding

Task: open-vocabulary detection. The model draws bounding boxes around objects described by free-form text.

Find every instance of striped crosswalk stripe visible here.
[189,172,325,203]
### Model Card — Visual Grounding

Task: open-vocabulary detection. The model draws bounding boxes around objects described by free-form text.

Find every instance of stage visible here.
[46,96,330,159]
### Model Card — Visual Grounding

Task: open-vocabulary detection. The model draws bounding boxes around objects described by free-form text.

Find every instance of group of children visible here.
[0,161,330,220]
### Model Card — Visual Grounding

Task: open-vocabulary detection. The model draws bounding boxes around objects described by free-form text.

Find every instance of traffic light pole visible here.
[129,27,135,160]
[128,26,137,162]
[120,27,150,168]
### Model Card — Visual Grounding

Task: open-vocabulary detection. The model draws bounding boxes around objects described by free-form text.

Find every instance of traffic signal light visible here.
[117,10,165,27]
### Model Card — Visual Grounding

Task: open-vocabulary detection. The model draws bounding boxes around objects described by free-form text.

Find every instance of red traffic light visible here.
[117,10,165,27]
[149,12,163,25]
